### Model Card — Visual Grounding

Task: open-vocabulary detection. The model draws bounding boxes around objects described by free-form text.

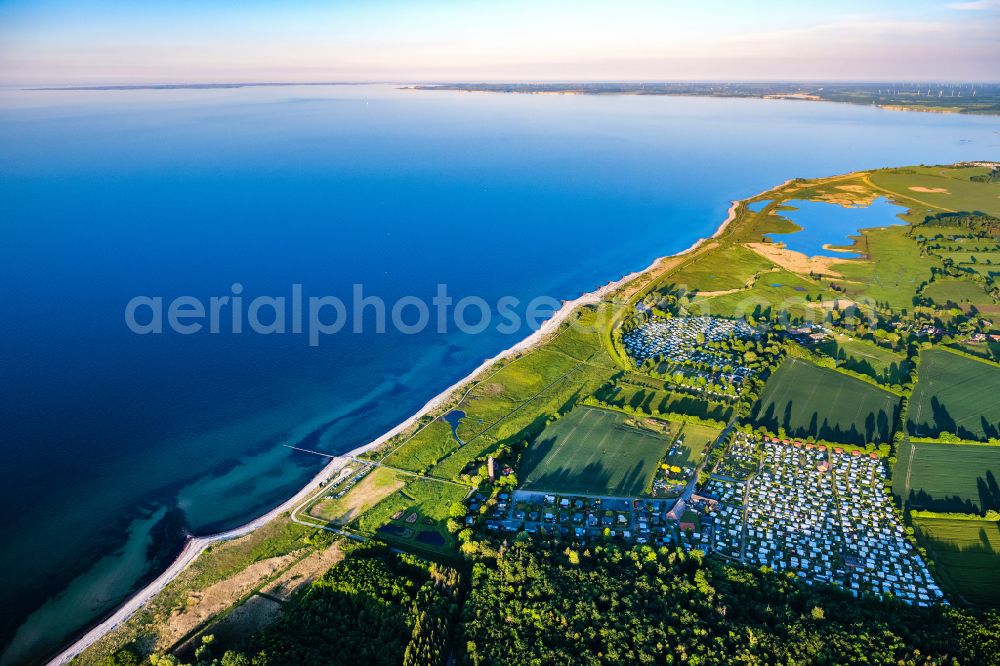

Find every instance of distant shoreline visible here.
[26,81,1000,117]
[46,175,791,665]
[410,83,1000,116]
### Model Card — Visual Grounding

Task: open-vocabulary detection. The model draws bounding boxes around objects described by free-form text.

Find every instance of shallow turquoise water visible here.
[0,84,997,663]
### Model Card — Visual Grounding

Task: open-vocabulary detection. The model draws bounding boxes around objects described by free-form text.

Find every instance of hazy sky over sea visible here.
[1,0,998,84]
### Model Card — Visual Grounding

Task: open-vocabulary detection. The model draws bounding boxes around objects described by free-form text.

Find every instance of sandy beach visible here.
[48,178,789,665]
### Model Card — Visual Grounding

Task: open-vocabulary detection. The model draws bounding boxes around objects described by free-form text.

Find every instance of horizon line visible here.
[19,78,1000,92]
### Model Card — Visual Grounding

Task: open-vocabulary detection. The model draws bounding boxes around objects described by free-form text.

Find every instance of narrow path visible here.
[902,442,917,512]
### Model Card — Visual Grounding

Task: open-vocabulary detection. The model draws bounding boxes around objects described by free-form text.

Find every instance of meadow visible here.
[593,377,734,423]
[869,166,1000,219]
[748,358,900,444]
[666,244,774,293]
[671,421,724,468]
[688,268,832,322]
[815,334,910,386]
[907,349,1000,441]
[836,225,938,310]
[307,467,405,525]
[912,515,1000,607]
[922,278,995,309]
[893,441,1000,513]
[350,475,468,558]
[519,406,671,497]
[381,419,458,474]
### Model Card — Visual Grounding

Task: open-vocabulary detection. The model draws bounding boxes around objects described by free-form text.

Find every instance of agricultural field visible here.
[922,278,995,308]
[748,357,901,444]
[907,349,1000,441]
[894,441,1000,513]
[351,475,468,557]
[912,515,1000,607]
[371,305,620,483]
[815,334,910,386]
[308,467,405,525]
[519,406,671,497]
[949,339,1000,363]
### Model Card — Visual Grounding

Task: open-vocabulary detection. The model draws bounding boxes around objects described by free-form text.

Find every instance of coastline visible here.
[47,178,786,666]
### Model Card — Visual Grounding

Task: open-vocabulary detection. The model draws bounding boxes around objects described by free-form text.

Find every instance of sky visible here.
[0,0,998,85]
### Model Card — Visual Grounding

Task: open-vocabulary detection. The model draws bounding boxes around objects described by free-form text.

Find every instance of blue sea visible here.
[0,83,996,664]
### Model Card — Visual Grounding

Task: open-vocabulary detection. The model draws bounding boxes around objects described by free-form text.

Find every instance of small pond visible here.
[443,409,466,445]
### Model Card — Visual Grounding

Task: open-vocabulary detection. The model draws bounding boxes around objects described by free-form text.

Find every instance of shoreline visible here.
[47,178,787,666]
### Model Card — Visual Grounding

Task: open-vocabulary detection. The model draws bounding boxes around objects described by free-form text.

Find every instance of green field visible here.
[382,419,459,473]
[836,225,939,310]
[908,349,1000,441]
[351,475,468,557]
[949,340,1000,363]
[519,406,671,496]
[922,278,995,308]
[308,467,406,525]
[749,358,901,444]
[667,243,774,292]
[894,440,1000,513]
[912,515,1000,606]
[688,268,833,321]
[593,379,733,423]
[672,421,723,468]
[870,167,1000,219]
[815,334,909,386]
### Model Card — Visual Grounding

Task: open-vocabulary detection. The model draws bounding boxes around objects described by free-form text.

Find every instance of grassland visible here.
[688,268,833,321]
[923,278,995,308]
[894,440,1000,513]
[519,406,671,496]
[381,419,458,473]
[912,515,1000,606]
[869,167,1000,218]
[908,349,1000,441]
[749,357,901,444]
[73,516,329,665]
[815,334,910,386]
[351,476,468,557]
[307,467,405,525]
[671,421,723,468]
[667,243,775,292]
[592,378,734,423]
[836,225,938,310]
[949,339,1000,363]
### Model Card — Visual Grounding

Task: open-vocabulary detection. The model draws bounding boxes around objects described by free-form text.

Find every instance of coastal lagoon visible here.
[0,84,997,663]
[769,197,908,258]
